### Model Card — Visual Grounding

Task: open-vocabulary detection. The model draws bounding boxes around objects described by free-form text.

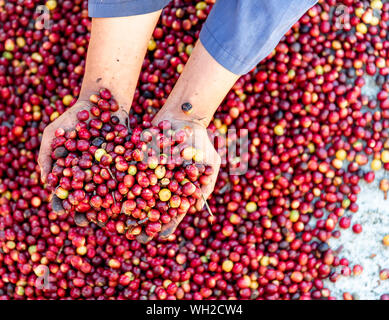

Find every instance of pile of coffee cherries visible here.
[47,88,213,240]
[0,0,389,300]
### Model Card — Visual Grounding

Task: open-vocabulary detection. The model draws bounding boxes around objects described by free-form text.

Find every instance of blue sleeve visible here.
[88,0,170,18]
[200,0,318,75]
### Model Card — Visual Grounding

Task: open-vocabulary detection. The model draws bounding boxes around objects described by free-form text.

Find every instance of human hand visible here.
[136,115,221,243]
[38,97,128,225]
[134,39,237,243]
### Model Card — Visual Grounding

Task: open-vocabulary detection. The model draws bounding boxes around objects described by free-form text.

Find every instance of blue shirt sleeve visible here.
[200,0,318,75]
[88,0,169,18]
[88,0,318,75]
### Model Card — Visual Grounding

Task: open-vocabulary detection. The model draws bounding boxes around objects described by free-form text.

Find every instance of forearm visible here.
[154,40,240,128]
[199,0,318,75]
[155,0,318,125]
[79,13,161,111]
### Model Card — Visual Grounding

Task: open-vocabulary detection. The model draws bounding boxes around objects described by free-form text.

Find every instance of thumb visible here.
[38,144,53,184]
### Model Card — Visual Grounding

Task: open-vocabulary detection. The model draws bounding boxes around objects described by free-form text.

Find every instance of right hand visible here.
[38,99,128,225]
[38,100,91,184]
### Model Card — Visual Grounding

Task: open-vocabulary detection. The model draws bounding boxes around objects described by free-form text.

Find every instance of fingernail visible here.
[160,228,173,238]
[74,213,89,227]
[160,234,171,240]
[52,195,65,215]
[137,234,151,244]
[196,201,204,211]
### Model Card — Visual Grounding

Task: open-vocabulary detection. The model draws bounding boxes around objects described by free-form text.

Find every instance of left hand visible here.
[136,115,221,243]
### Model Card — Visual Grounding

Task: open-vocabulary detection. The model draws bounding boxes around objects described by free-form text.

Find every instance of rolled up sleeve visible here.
[88,0,170,18]
[200,0,318,75]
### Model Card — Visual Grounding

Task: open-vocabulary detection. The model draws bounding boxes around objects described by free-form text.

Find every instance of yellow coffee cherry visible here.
[219,124,228,135]
[245,202,257,213]
[371,16,379,26]
[148,39,156,51]
[290,210,300,223]
[193,149,204,163]
[332,159,343,169]
[356,23,368,34]
[46,0,57,10]
[382,235,389,246]
[371,0,383,10]
[195,1,207,10]
[94,149,107,162]
[222,260,233,272]
[62,94,73,106]
[274,125,284,136]
[336,149,347,161]
[260,256,270,267]
[381,150,389,163]
[371,159,382,171]
[355,7,364,18]
[158,188,172,202]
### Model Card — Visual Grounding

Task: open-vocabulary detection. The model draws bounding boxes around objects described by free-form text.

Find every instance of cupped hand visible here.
[136,115,221,244]
[39,99,221,243]
[38,98,128,225]
[38,100,91,184]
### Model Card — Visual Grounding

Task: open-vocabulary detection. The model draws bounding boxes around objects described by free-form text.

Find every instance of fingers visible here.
[38,103,84,183]
[52,193,89,227]
[116,107,130,125]
[136,214,184,243]
[136,213,186,243]
[74,213,89,227]
[51,195,65,215]
[196,150,221,211]
[38,127,53,184]
[136,212,186,243]
[203,149,221,197]
[195,196,205,212]
[195,176,216,211]
[159,214,186,239]
[52,193,89,226]
[202,163,219,198]
[136,232,152,244]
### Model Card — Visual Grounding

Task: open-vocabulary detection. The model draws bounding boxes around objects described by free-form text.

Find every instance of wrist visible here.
[154,102,211,129]
[79,83,131,113]
[78,86,95,103]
